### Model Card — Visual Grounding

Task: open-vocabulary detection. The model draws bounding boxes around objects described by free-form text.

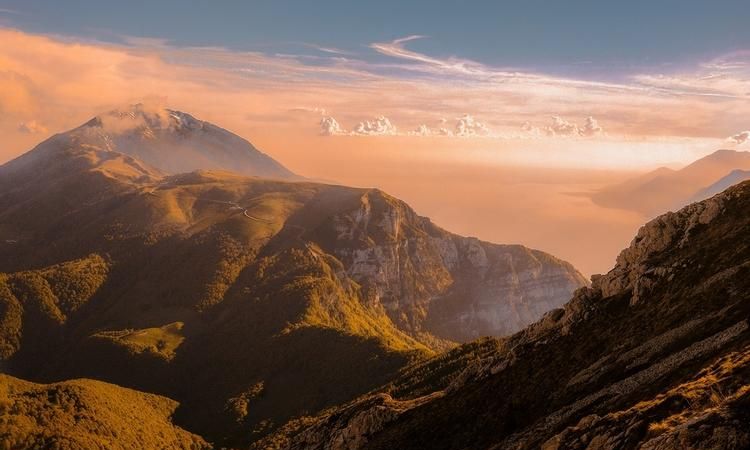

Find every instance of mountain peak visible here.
[688,148,750,166]
[34,104,300,180]
[84,104,203,136]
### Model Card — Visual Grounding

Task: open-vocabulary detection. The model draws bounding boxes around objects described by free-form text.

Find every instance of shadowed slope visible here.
[268,179,750,450]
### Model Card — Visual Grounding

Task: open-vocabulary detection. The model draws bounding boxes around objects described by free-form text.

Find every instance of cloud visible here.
[17,120,47,134]
[290,106,327,115]
[317,114,606,140]
[319,115,398,136]
[727,130,750,145]
[1,26,749,166]
[520,121,541,136]
[521,116,605,138]
[320,116,344,135]
[370,35,493,78]
[407,120,456,137]
[454,114,490,137]
[96,103,172,134]
[409,124,432,136]
[579,116,604,137]
[633,50,750,100]
[545,116,580,136]
[351,116,397,136]
[302,43,354,56]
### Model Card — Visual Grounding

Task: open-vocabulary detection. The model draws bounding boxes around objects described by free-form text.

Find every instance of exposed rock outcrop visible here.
[268,180,750,450]
[326,189,587,344]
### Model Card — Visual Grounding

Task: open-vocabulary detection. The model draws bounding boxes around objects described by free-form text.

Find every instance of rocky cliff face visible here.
[322,189,587,345]
[266,180,750,450]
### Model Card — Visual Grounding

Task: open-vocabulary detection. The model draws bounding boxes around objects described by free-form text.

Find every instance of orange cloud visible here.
[0,26,748,170]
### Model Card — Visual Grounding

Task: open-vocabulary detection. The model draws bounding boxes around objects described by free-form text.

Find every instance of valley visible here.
[0,108,587,448]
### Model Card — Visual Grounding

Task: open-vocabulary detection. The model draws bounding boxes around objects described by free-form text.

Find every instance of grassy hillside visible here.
[0,374,209,449]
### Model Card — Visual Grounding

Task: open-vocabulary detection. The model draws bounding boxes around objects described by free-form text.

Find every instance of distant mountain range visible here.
[688,168,750,204]
[0,107,585,447]
[591,149,750,216]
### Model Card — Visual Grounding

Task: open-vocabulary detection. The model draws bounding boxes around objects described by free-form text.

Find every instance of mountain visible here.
[688,168,750,204]
[6,103,297,181]
[591,149,750,216]
[0,374,209,449]
[0,111,585,446]
[266,179,750,450]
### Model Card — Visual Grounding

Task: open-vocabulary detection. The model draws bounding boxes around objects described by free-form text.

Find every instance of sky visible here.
[1,1,749,274]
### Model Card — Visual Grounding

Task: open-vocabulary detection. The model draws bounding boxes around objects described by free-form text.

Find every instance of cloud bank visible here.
[319,114,499,138]
[521,116,605,138]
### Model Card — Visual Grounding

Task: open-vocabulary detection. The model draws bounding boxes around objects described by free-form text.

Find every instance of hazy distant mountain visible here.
[688,168,750,204]
[592,149,750,216]
[268,179,750,450]
[0,112,585,447]
[7,104,297,180]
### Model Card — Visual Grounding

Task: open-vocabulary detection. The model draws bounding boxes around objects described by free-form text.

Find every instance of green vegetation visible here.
[93,322,186,360]
[0,255,109,362]
[0,374,209,449]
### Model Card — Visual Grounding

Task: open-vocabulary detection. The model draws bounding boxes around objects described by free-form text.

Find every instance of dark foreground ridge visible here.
[263,180,750,450]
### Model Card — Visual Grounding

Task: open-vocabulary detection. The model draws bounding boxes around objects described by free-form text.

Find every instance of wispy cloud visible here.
[17,120,47,134]
[301,43,355,56]
[1,25,750,167]
[369,34,750,103]
[370,35,498,78]
[727,130,750,145]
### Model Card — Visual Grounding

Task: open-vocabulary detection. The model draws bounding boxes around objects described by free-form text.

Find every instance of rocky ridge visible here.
[264,180,750,450]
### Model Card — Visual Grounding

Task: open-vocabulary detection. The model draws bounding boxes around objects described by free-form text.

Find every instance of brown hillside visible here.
[268,179,750,450]
[0,374,208,449]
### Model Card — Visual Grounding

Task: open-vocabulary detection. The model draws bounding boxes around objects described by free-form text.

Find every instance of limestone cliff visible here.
[323,189,587,344]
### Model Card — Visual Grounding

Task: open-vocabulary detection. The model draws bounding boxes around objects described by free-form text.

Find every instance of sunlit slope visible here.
[0,374,209,449]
